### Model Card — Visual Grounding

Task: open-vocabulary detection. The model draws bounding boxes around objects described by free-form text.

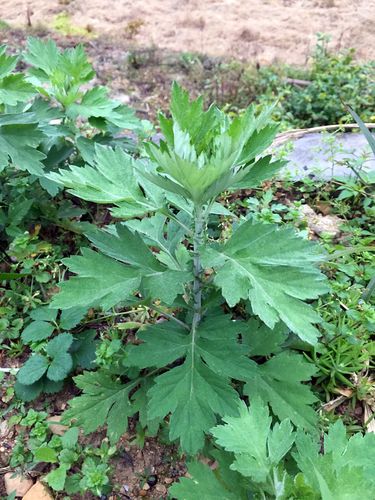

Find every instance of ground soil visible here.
[0,28,263,119]
[0,374,187,499]
[0,0,374,65]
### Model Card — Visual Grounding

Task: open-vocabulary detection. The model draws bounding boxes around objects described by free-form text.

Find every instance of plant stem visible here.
[191,204,205,340]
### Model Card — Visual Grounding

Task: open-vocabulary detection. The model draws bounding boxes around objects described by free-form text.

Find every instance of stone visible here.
[164,477,173,484]
[0,419,9,438]
[278,132,375,180]
[315,201,332,216]
[112,93,130,105]
[310,215,343,238]
[155,483,167,495]
[22,481,53,500]
[4,472,33,497]
[299,205,343,239]
[46,415,68,436]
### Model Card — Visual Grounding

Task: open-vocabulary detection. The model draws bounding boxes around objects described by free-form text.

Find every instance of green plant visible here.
[302,107,375,407]
[0,37,148,210]
[9,434,33,468]
[8,408,115,497]
[23,38,139,128]
[46,83,329,455]
[79,458,111,496]
[1,35,374,500]
[40,434,115,497]
[0,19,9,30]
[238,188,291,225]
[255,35,375,128]
[52,12,93,37]
[0,37,151,403]
[170,398,375,499]
[336,107,375,216]
[310,337,374,392]
[14,305,96,401]
[9,409,49,467]
[0,37,149,304]
[0,243,60,356]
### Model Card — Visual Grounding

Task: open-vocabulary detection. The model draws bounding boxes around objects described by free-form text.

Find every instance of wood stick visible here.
[274,123,375,146]
[283,77,311,87]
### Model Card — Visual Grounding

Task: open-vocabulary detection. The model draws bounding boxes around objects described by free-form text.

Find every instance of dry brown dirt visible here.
[0,0,374,64]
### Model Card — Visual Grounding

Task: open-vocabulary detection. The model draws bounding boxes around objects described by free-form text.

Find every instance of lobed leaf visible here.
[52,221,191,310]
[212,399,295,483]
[145,84,282,204]
[67,87,141,129]
[126,314,256,454]
[0,74,35,105]
[202,221,329,343]
[169,461,238,500]
[148,353,240,454]
[63,371,136,444]
[294,421,375,499]
[47,144,162,217]
[0,47,18,78]
[244,351,318,429]
[0,113,46,175]
[51,248,142,310]
[24,38,60,76]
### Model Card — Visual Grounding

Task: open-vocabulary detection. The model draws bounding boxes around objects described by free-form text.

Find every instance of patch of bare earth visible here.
[0,0,374,64]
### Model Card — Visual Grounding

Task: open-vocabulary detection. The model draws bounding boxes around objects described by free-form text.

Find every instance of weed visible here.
[52,12,93,37]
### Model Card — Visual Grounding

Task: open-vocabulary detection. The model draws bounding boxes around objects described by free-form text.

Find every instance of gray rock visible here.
[279,132,375,179]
